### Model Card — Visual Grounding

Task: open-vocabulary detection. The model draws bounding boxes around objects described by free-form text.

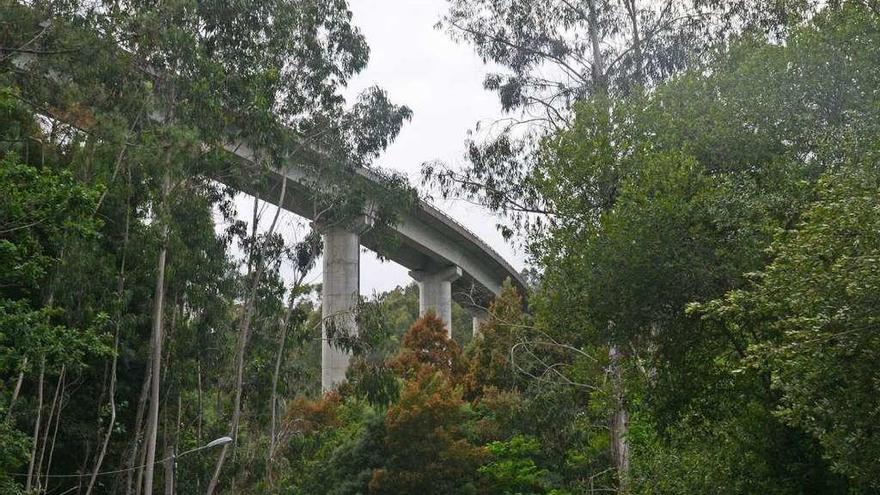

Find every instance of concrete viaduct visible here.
[228,143,527,391]
[11,49,527,393]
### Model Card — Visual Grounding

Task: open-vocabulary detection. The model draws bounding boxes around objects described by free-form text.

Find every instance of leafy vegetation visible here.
[2,0,880,493]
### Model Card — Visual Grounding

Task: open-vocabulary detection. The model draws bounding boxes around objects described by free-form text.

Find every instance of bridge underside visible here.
[230,158,524,391]
[11,38,525,393]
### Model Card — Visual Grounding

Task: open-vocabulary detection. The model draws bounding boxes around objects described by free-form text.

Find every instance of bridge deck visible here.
[228,141,527,311]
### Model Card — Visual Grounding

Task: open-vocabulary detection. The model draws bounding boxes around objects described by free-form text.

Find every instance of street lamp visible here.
[168,436,232,494]
[179,436,232,457]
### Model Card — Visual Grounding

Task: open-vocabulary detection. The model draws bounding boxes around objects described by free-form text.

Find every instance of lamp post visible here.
[167,436,232,495]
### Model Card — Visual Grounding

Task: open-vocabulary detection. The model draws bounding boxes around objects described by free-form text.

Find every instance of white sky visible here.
[232,0,525,296]
[344,0,524,294]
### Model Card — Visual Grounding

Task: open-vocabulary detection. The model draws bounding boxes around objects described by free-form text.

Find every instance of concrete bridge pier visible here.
[409,265,462,338]
[468,307,490,338]
[321,223,364,392]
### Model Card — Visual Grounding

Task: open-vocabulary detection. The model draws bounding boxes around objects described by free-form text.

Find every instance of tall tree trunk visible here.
[42,370,66,493]
[586,0,606,91]
[622,0,643,86]
[268,291,299,475]
[135,418,150,495]
[609,345,629,492]
[87,187,129,495]
[164,447,175,495]
[268,320,289,463]
[25,356,46,492]
[206,177,287,495]
[196,358,203,445]
[164,395,182,495]
[126,354,152,495]
[175,394,182,448]
[5,357,27,421]
[86,327,120,495]
[35,365,64,491]
[144,167,173,495]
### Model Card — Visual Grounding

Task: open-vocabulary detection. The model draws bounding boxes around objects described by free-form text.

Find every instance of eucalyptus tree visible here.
[0,91,112,494]
[693,155,880,490]
[526,3,880,491]
[3,1,413,493]
[424,0,823,236]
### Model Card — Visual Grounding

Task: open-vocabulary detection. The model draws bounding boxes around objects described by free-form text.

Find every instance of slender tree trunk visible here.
[622,0,643,86]
[175,394,182,447]
[268,323,288,462]
[86,328,120,495]
[135,419,149,495]
[197,358,203,445]
[25,356,46,492]
[609,345,629,492]
[144,167,173,495]
[35,371,59,482]
[164,395,182,495]
[126,354,152,495]
[164,447,175,495]
[269,293,298,473]
[35,365,64,491]
[87,190,129,495]
[6,357,27,421]
[206,177,287,495]
[43,370,66,493]
[586,0,606,91]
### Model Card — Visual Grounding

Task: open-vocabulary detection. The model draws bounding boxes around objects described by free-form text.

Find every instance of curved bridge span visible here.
[228,144,527,391]
[11,47,526,392]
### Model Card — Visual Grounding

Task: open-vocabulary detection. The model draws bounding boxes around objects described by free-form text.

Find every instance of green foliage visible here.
[0,155,98,296]
[2,1,879,494]
[0,90,112,493]
[478,435,564,495]
[0,0,415,491]
[0,415,28,494]
[465,280,529,397]
[0,151,109,369]
[520,3,880,494]
[694,154,880,489]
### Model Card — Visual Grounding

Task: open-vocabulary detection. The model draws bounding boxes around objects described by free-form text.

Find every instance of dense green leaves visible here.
[426,2,880,494]
[694,156,880,488]
[3,0,880,493]
[1,0,414,492]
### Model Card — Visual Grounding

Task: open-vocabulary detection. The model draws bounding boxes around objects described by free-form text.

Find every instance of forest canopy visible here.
[2,0,880,494]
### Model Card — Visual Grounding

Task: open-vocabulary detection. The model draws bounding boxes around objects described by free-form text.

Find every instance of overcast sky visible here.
[234,0,525,296]
[343,0,525,294]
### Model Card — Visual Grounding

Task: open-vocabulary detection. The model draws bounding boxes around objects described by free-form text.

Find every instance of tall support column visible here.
[468,307,489,338]
[409,266,462,338]
[321,226,360,392]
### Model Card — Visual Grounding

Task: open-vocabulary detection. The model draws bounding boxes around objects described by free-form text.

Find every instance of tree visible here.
[0,90,112,494]
[388,312,464,379]
[424,0,823,238]
[2,1,413,493]
[370,314,485,494]
[478,435,564,495]
[494,2,880,491]
[464,280,529,398]
[693,158,880,489]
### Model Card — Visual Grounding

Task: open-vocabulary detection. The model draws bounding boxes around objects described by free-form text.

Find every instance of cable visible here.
[12,456,170,479]
[11,443,217,479]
